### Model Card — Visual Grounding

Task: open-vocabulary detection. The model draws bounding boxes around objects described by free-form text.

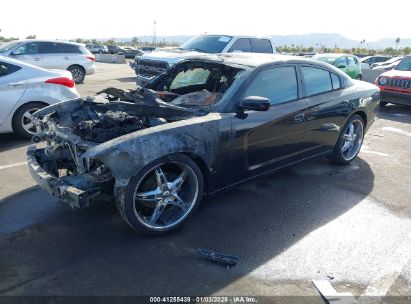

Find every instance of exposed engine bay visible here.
[34,60,243,144]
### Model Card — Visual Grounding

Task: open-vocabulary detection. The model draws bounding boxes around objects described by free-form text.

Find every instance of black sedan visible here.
[27,54,380,235]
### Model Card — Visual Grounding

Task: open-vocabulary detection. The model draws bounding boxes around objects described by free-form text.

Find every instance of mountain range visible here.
[107,33,411,49]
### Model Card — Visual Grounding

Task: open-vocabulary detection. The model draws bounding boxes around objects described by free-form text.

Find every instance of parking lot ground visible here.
[0,63,410,299]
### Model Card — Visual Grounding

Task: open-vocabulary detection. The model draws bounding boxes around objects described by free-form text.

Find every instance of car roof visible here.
[12,39,83,46]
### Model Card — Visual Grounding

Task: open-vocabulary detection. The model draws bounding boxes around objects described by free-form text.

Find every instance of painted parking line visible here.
[382,127,411,137]
[0,162,27,170]
[360,149,389,157]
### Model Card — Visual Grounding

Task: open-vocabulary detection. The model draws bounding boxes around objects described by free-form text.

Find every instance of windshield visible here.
[395,57,411,71]
[0,41,21,53]
[179,35,233,53]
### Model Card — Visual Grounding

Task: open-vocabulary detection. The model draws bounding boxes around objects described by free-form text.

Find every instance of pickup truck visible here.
[130,34,275,85]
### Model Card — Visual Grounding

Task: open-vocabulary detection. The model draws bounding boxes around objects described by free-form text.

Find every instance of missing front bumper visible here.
[27,145,90,209]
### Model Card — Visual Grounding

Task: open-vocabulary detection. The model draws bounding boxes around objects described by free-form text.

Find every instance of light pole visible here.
[153,21,157,47]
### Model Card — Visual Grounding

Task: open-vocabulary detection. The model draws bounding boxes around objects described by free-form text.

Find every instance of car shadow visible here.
[0,133,31,153]
[377,104,411,123]
[0,157,374,296]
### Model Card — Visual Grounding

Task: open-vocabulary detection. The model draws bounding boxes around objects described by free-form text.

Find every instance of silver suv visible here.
[0,40,96,84]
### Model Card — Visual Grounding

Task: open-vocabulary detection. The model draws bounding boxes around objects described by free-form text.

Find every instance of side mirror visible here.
[337,64,347,69]
[239,96,271,111]
[11,49,23,56]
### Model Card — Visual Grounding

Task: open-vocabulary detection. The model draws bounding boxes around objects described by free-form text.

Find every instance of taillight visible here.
[87,56,95,61]
[45,77,75,88]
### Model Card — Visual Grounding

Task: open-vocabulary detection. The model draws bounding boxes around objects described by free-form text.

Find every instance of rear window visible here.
[301,66,333,96]
[244,66,298,105]
[40,42,65,53]
[251,39,273,53]
[62,44,82,53]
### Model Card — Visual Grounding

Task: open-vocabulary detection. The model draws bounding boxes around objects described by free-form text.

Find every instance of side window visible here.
[301,66,333,96]
[62,44,81,53]
[170,68,210,90]
[347,56,356,66]
[0,62,21,77]
[13,43,40,55]
[250,39,273,54]
[228,38,251,53]
[331,73,341,90]
[40,42,65,54]
[244,66,298,105]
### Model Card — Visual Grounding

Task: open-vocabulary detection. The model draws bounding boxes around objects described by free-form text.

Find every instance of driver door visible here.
[10,42,44,67]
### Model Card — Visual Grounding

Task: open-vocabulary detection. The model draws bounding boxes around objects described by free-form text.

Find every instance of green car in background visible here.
[312,53,362,80]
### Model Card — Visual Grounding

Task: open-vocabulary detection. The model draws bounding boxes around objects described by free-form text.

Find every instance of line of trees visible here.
[276,45,411,56]
[1,34,411,55]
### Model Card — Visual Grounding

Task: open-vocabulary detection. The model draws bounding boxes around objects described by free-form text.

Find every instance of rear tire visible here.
[117,154,204,235]
[67,65,85,84]
[329,114,364,165]
[12,102,45,139]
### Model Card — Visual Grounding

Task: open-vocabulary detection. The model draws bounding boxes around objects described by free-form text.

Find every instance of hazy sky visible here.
[1,0,410,41]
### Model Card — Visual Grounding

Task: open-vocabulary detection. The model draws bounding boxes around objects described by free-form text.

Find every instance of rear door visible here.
[0,62,27,126]
[231,64,308,178]
[300,65,349,154]
[9,42,44,67]
[40,42,68,69]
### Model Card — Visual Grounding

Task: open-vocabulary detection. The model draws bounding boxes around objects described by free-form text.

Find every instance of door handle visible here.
[64,57,69,60]
[7,82,24,87]
[294,113,305,123]
[34,57,40,61]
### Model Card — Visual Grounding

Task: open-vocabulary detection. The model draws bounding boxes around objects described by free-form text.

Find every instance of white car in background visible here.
[0,56,79,138]
[0,40,96,84]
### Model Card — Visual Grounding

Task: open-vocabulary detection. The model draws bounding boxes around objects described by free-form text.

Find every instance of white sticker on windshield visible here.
[218,36,231,42]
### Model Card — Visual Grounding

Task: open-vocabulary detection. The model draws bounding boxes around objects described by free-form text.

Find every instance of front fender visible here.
[82,113,229,181]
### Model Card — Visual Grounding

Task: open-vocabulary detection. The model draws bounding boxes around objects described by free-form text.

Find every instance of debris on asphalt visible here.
[186,248,238,269]
[327,275,335,280]
[313,280,357,304]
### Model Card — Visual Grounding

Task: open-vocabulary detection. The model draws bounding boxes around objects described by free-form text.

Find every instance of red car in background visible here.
[376,56,411,106]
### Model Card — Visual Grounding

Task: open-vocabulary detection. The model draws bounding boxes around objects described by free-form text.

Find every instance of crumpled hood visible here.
[140,49,212,65]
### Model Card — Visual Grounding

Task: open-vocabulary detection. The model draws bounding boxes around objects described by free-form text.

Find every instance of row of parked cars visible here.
[1,34,411,141]
[85,44,155,58]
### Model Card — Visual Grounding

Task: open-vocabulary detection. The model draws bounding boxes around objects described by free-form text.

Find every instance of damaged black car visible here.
[27,53,380,234]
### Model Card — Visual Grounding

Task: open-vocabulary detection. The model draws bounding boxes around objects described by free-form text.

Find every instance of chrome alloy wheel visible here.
[21,107,39,135]
[341,119,364,161]
[133,162,199,230]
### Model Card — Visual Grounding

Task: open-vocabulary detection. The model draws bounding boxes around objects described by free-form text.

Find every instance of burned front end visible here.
[27,90,197,209]
[27,58,245,209]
